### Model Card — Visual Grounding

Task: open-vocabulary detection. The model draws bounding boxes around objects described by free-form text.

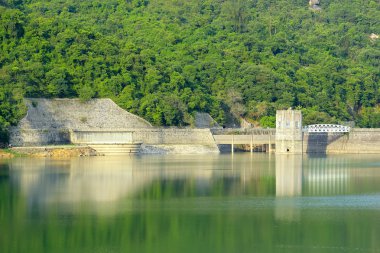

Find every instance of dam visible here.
[9,99,380,155]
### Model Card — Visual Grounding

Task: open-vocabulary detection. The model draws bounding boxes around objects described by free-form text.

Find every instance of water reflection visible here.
[2,154,380,253]
[7,154,380,214]
[275,154,303,221]
[303,156,350,196]
[275,154,302,197]
[8,155,275,215]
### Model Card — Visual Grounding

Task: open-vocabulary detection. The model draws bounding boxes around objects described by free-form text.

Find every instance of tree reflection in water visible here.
[1,154,380,253]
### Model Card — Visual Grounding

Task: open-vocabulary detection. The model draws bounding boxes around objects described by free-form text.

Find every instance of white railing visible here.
[303,124,350,133]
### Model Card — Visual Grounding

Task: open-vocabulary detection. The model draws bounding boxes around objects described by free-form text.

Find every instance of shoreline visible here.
[0,146,97,158]
[1,144,221,158]
[0,149,16,158]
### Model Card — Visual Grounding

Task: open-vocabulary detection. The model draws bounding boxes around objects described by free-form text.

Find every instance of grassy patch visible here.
[0,148,26,157]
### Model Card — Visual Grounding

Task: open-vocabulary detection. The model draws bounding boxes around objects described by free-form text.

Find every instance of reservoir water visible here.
[1,154,380,253]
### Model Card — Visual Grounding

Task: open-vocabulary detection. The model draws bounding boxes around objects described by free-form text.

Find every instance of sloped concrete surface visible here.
[10,98,152,146]
[194,112,219,128]
[19,98,152,130]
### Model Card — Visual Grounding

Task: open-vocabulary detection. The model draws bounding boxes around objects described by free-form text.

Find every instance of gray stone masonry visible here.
[275,110,303,154]
[10,98,152,146]
[18,98,152,130]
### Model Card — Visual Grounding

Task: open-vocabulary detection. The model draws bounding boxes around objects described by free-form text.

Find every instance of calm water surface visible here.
[1,154,380,253]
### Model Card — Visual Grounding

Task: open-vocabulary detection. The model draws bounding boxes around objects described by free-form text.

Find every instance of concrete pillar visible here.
[269,134,272,153]
[231,135,234,153]
[250,135,253,153]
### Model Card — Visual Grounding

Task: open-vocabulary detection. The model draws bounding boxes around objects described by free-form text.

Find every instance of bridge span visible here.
[212,128,275,153]
[303,124,351,133]
[211,123,351,153]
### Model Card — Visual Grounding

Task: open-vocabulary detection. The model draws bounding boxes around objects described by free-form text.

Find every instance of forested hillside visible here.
[0,0,379,140]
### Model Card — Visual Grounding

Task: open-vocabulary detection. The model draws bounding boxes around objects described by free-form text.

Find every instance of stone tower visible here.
[275,110,303,154]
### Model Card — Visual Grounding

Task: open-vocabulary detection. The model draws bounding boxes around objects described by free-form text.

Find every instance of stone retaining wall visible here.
[10,127,219,153]
[133,128,216,145]
[18,98,152,130]
[134,128,220,153]
[9,98,152,147]
[303,129,380,154]
[9,128,70,146]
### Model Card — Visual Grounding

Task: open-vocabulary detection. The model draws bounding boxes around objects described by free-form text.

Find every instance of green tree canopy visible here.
[0,0,379,140]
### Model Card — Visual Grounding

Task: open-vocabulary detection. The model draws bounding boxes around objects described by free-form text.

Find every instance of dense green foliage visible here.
[0,0,379,133]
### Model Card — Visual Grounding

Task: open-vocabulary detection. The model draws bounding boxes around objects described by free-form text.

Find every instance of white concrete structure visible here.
[275,110,303,154]
[70,130,134,144]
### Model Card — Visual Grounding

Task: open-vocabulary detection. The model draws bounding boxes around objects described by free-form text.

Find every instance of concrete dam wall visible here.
[134,128,219,154]
[303,129,380,154]
[69,128,219,154]
[9,99,219,154]
[9,102,380,154]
